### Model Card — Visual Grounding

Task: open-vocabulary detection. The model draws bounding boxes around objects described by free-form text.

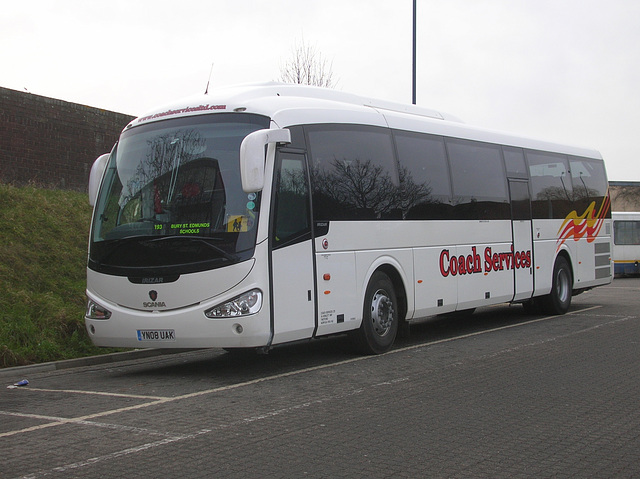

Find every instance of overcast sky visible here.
[2,0,639,180]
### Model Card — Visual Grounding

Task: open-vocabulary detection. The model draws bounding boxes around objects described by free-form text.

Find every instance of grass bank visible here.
[0,184,121,367]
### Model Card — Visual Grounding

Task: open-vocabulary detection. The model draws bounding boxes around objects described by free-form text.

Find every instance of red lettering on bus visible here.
[471,246,481,273]
[458,255,466,274]
[443,245,531,276]
[439,249,450,277]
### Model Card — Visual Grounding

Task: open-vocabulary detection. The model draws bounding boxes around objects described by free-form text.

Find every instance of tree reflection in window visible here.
[310,157,432,220]
[528,153,573,219]
[273,157,310,246]
[116,129,228,231]
[123,129,206,208]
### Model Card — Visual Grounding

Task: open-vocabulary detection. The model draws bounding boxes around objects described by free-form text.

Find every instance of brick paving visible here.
[1,278,639,478]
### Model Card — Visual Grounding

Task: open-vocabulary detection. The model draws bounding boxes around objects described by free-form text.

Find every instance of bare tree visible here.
[279,39,335,88]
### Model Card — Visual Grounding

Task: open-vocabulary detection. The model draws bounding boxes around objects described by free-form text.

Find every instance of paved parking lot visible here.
[1,278,639,478]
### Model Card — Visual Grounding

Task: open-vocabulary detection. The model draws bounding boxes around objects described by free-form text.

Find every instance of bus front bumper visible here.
[84,298,272,349]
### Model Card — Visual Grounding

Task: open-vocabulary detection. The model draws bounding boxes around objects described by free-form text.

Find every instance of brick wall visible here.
[0,87,135,190]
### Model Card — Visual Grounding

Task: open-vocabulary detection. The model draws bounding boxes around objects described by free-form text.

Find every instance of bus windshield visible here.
[89,113,270,276]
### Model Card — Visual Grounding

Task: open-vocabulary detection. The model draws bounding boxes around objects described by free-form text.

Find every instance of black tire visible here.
[541,256,573,315]
[352,271,398,354]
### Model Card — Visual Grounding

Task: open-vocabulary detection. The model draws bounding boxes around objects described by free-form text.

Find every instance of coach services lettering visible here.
[439,246,531,277]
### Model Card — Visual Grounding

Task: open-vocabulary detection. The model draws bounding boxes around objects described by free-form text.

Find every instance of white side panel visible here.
[457,242,514,309]
[532,220,567,296]
[315,220,515,319]
[616,244,640,263]
[414,246,457,316]
[532,241,555,296]
[315,252,359,336]
[576,240,596,285]
[512,220,534,301]
[271,241,315,344]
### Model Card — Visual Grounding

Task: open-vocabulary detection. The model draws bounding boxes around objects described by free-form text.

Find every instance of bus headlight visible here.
[205,289,262,318]
[86,300,112,320]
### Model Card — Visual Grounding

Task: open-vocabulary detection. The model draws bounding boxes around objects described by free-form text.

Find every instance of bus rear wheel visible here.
[352,271,398,354]
[541,256,572,315]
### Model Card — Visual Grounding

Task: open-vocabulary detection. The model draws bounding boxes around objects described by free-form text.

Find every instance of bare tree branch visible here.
[280,39,335,88]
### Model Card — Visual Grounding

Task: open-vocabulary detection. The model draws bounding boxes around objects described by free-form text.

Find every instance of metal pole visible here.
[412,0,417,105]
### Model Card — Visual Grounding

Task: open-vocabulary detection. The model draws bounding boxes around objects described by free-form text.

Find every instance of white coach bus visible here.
[612,212,640,276]
[85,83,612,354]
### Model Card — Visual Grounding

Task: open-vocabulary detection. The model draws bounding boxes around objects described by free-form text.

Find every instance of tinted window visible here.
[527,151,573,219]
[393,131,452,219]
[286,125,306,150]
[503,146,527,177]
[508,180,532,221]
[272,154,310,249]
[306,125,399,220]
[446,138,509,219]
[570,157,609,216]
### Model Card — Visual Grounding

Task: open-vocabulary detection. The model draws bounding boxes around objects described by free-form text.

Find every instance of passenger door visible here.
[269,150,316,344]
[508,178,534,300]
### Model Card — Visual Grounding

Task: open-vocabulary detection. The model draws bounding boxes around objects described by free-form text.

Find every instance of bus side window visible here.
[393,131,452,220]
[503,146,527,177]
[526,151,573,219]
[306,125,398,221]
[446,138,509,220]
[272,155,311,248]
[569,157,608,214]
[614,220,640,245]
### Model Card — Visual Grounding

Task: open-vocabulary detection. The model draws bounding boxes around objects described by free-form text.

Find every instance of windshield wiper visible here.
[95,235,157,264]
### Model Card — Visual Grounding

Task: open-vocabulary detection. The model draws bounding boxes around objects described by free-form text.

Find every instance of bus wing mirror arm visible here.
[88,153,110,207]
[240,128,291,193]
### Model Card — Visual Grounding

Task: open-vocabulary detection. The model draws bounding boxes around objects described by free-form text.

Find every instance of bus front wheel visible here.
[352,271,398,354]
[541,256,573,315]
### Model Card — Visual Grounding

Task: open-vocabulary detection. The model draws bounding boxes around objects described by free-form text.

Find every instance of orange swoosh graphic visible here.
[556,193,610,252]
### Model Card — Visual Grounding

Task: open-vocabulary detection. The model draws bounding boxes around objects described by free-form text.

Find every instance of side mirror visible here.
[240,128,291,193]
[88,153,110,206]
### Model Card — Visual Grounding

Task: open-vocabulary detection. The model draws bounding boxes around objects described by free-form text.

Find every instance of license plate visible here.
[136,329,176,341]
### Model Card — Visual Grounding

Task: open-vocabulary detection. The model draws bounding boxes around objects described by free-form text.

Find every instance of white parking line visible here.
[13,384,387,478]
[24,387,168,400]
[30,429,212,477]
[0,410,178,437]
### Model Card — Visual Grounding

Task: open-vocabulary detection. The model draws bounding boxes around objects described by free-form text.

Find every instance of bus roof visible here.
[612,212,640,218]
[127,82,602,160]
